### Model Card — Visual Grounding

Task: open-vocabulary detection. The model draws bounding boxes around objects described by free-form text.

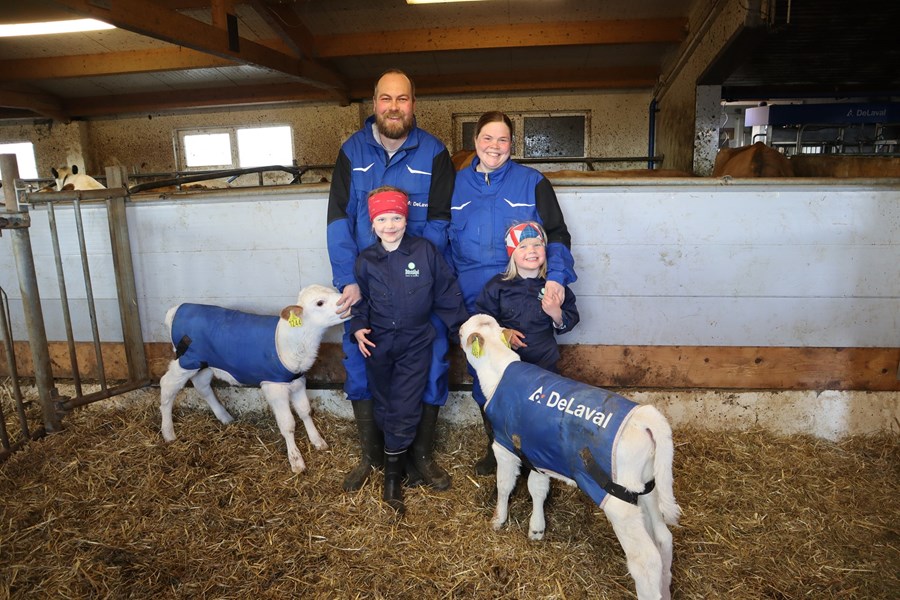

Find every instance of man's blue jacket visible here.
[326,116,454,291]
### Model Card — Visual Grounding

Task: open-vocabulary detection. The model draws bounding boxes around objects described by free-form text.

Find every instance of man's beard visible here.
[377,111,413,140]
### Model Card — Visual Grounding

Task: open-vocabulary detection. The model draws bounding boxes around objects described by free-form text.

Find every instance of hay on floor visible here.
[1,390,898,599]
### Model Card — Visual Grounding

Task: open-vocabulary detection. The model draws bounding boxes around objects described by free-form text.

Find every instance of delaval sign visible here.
[745,103,899,126]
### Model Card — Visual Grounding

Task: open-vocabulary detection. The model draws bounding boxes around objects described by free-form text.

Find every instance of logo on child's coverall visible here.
[405,262,419,277]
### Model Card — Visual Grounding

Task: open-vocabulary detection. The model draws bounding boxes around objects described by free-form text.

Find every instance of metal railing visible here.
[1,157,150,457]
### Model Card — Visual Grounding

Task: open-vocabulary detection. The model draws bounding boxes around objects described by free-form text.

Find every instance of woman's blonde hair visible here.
[501,221,548,280]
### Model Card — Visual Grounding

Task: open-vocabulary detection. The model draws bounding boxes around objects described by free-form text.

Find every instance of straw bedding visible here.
[1,388,898,599]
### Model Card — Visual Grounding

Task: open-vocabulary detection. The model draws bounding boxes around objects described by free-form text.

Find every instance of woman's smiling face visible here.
[474,120,512,173]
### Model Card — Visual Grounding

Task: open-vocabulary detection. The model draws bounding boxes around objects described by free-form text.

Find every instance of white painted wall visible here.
[2,181,897,350]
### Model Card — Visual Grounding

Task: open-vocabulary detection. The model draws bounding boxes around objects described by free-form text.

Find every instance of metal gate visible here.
[0,155,149,459]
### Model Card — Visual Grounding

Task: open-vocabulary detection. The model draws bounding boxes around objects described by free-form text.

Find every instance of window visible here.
[175,125,293,171]
[0,141,38,179]
[453,112,589,158]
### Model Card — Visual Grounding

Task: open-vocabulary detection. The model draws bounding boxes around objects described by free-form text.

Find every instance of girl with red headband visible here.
[349,185,468,515]
[476,221,579,373]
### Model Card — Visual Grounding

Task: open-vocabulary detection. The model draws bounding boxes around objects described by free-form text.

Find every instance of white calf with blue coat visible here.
[460,314,681,600]
[159,284,347,473]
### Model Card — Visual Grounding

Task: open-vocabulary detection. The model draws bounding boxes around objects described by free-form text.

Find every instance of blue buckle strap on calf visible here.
[579,447,655,505]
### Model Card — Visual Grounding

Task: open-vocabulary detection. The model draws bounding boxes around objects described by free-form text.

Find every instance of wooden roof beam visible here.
[61,82,343,118]
[348,66,661,98]
[316,18,687,58]
[0,47,235,81]
[50,0,347,93]
[0,85,69,122]
[248,0,315,59]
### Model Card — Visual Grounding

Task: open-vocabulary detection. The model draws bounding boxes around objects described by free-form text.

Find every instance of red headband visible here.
[368,190,409,221]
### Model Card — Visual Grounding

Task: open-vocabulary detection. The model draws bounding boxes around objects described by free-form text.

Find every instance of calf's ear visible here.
[280,305,304,327]
[51,167,59,179]
[466,332,485,358]
[500,329,514,348]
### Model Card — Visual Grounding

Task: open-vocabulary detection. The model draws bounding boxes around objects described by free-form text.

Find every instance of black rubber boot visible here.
[404,459,425,488]
[342,400,384,492]
[409,404,451,490]
[474,405,497,476]
[383,450,406,515]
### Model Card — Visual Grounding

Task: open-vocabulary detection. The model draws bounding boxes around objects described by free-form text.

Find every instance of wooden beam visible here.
[0,47,235,81]
[61,82,345,118]
[6,341,899,391]
[348,66,660,98]
[248,0,315,58]
[49,0,347,91]
[315,18,687,57]
[0,85,69,122]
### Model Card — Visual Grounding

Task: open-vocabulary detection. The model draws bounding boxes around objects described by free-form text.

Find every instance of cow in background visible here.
[712,142,794,177]
[51,165,106,191]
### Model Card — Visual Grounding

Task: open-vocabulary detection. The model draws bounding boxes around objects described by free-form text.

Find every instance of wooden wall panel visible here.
[2,341,897,392]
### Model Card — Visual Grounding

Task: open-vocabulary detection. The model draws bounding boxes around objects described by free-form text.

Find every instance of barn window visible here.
[175,125,293,171]
[453,112,589,159]
[0,141,38,179]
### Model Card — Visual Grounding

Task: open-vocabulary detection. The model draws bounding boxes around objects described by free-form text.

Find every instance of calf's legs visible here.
[490,443,522,530]
[526,470,551,540]
[190,367,234,425]
[605,498,666,600]
[287,377,327,451]
[159,361,198,442]
[261,382,308,474]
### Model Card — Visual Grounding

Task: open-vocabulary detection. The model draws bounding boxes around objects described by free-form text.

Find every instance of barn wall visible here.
[0,91,652,184]
[1,181,897,390]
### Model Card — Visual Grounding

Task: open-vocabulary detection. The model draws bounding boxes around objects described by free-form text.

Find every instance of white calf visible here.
[51,165,106,190]
[159,284,347,473]
[460,314,682,600]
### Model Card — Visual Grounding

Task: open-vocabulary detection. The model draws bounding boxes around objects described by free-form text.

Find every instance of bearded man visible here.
[327,69,457,494]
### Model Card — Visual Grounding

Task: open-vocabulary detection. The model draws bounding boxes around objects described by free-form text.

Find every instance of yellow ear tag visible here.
[500,332,511,349]
[288,312,303,328]
[472,337,483,358]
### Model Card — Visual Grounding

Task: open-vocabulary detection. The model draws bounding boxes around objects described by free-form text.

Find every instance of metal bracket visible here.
[0,211,31,236]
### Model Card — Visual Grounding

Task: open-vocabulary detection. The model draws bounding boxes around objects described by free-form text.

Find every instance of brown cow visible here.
[790,155,900,178]
[712,142,793,177]
[546,168,693,179]
[451,149,475,171]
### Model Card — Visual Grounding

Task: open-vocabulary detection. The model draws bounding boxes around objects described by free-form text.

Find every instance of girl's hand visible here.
[354,328,375,358]
[506,329,527,349]
[541,286,564,326]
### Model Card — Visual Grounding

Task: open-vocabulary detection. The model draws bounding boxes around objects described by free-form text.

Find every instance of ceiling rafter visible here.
[349,66,661,98]
[0,47,235,80]
[0,84,68,122]
[247,0,315,59]
[314,18,687,58]
[61,82,341,118]
[49,0,348,93]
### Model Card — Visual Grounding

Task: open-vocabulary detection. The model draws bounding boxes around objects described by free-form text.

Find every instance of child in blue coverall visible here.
[475,221,579,373]
[351,186,468,515]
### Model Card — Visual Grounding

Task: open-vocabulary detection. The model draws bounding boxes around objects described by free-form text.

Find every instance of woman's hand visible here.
[541,286,564,327]
[354,328,375,358]
[544,280,565,302]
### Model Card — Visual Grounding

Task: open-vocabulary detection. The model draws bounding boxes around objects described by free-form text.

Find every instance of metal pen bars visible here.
[1,157,149,454]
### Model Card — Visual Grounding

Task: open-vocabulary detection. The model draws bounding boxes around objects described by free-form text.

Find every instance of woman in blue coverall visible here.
[476,221,579,373]
[351,186,468,515]
[449,111,577,475]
